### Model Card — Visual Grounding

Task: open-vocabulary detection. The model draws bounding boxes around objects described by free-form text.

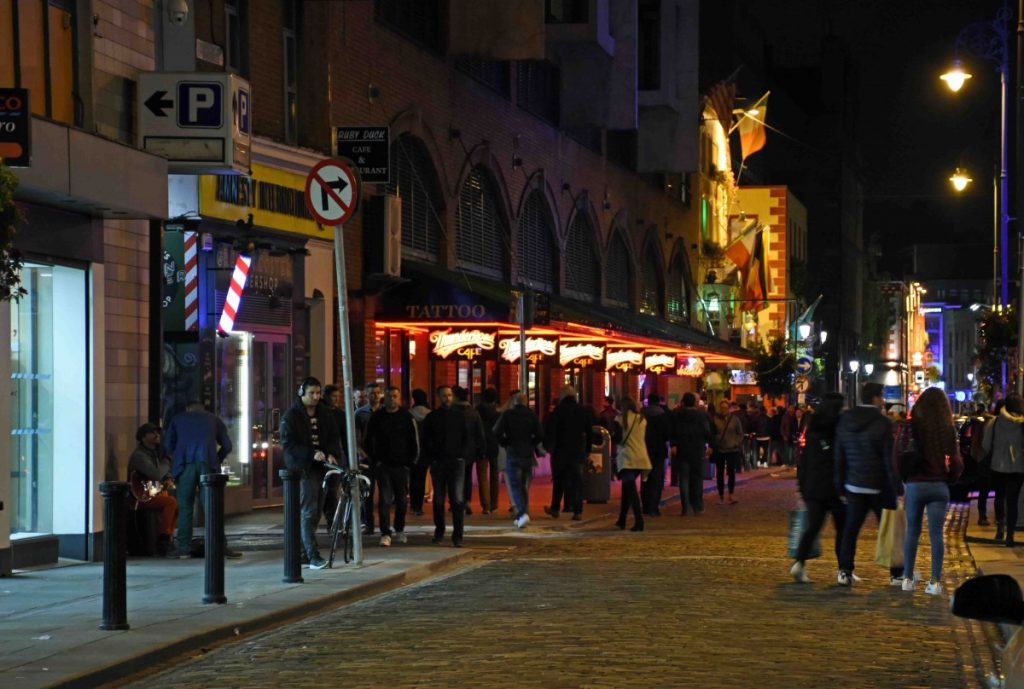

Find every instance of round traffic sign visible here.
[796,357,813,375]
[794,375,810,393]
[305,159,359,226]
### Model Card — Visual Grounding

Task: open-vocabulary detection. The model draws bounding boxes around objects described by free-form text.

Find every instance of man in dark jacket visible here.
[453,386,487,516]
[494,392,543,527]
[834,382,897,586]
[641,393,672,516]
[321,384,350,528]
[363,386,419,546]
[355,382,383,534]
[476,387,502,514]
[544,386,593,521]
[421,385,470,546]
[672,392,713,515]
[280,377,342,570]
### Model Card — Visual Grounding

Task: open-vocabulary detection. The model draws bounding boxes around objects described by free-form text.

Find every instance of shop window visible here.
[639,242,663,317]
[564,212,600,303]
[374,0,444,55]
[387,135,444,262]
[606,232,632,308]
[517,60,560,126]
[517,190,556,293]
[456,166,508,280]
[455,58,511,99]
[3,0,75,124]
[225,0,250,78]
[283,0,299,144]
[666,252,690,323]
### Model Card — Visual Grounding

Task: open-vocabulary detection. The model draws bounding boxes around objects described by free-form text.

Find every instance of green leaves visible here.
[750,335,796,398]
[0,163,26,302]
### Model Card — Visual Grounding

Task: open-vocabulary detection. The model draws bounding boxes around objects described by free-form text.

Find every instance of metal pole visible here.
[1018,233,1024,393]
[333,224,363,565]
[1001,59,1010,313]
[1016,0,1024,394]
[99,482,130,630]
[995,174,1000,309]
[280,469,303,583]
[201,473,227,604]
[518,290,528,394]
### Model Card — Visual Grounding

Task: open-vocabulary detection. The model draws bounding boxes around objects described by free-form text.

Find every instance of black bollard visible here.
[99,481,131,630]
[280,469,303,583]
[201,473,228,604]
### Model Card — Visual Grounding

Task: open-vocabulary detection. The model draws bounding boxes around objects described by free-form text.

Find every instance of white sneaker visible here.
[837,571,851,586]
[850,572,863,584]
[790,561,811,584]
[925,580,943,596]
[379,534,392,547]
[902,577,915,591]
[393,532,407,544]
[889,576,903,586]
[515,514,530,528]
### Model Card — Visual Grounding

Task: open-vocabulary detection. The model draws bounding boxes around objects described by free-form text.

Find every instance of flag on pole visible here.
[741,228,768,311]
[706,81,736,131]
[737,92,769,160]
[724,221,759,270]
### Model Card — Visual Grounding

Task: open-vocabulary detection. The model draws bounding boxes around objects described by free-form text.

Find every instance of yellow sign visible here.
[199,163,328,239]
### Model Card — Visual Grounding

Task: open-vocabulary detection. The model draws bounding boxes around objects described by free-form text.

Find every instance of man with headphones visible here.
[281,376,343,569]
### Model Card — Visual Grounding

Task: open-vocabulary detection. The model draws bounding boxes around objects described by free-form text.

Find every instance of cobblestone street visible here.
[120,476,985,689]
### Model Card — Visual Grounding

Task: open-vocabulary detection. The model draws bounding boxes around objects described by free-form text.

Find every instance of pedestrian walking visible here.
[476,387,502,514]
[363,386,419,546]
[408,388,432,515]
[453,386,486,516]
[355,382,383,534]
[321,384,350,528]
[640,393,672,516]
[790,393,846,583]
[898,387,962,595]
[982,394,1024,546]
[280,377,343,570]
[613,396,651,531]
[834,382,899,587]
[128,423,178,556]
[968,402,995,526]
[421,385,470,547]
[544,386,593,521]
[671,392,713,515]
[493,392,543,528]
[163,400,235,559]
[712,399,744,504]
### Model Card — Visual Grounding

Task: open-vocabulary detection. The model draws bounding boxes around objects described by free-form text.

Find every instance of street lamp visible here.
[798,323,812,340]
[949,168,973,192]
[849,360,860,406]
[819,330,828,345]
[864,363,875,376]
[940,60,972,91]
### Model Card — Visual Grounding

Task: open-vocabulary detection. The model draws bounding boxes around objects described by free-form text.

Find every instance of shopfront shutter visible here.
[517,190,555,292]
[387,135,443,261]
[456,167,508,280]
[639,244,662,316]
[564,213,600,302]
[606,232,631,308]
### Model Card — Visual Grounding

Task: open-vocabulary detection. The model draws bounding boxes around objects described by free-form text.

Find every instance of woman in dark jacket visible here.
[790,394,845,583]
[900,387,963,596]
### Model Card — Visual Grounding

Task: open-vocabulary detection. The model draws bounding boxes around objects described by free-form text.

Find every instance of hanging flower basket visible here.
[0,164,26,302]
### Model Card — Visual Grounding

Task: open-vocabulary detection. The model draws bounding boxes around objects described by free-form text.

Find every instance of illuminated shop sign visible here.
[429,328,496,360]
[729,369,757,386]
[405,303,489,319]
[676,356,705,377]
[606,349,644,373]
[644,353,676,374]
[559,343,605,369]
[498,336,559,363]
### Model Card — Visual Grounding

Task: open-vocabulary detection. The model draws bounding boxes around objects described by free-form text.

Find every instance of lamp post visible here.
[849,359,860,407]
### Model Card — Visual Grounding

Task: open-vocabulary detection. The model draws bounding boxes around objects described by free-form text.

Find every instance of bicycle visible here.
[323,464,371,567]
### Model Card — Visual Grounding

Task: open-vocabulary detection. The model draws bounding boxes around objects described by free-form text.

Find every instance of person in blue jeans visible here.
[493,392,543,528]
[900,387,963,596]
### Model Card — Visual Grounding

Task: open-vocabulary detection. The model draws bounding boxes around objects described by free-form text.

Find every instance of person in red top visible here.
[898,387,963,596]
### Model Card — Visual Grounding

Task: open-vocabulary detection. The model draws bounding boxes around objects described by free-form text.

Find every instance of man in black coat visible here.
[494,392,543,527]
[641,393,673,516]
[421,385,470,547]
[363,386,419,547]
[280,377,342,570]
[671,392,713,515]
[544,385,593,521]
[476,387,502,514]
[453,386,487,516]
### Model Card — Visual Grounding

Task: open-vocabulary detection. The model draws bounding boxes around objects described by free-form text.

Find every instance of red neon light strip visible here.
[183,231,199,332]
[218,255,252,334]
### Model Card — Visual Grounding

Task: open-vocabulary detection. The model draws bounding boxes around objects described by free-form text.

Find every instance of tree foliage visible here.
[0,163,26,302]
[750,335,795,398]
[976,309,1016,398]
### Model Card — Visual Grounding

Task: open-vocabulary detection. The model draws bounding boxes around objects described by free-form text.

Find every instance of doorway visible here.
[250,333,290,504]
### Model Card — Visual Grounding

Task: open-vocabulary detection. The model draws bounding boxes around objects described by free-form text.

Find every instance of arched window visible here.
[386,135,443,261]
[456,167,508,279]
[517,190,556,292]
[564,213,600,302]
[666,251,690,323]
[639,243,663,317]
[606,232,632,308]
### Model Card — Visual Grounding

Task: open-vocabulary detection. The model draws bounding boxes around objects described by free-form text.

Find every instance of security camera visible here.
[167,0,189,26]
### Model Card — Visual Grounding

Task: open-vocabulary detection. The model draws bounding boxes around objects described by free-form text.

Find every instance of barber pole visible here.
[217,254,252,335]
[183,232,199,331]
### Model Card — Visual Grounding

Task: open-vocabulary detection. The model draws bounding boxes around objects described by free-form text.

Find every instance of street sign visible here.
[334,127,390,184]
[137,72,251,172]
[794,375,810,393]
[0,88,30,167]
[795,356,813,375]
[305,159,359,226]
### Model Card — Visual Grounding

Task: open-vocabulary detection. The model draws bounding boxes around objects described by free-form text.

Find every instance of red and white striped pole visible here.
[217,254,252,335]
[183,231,199,332]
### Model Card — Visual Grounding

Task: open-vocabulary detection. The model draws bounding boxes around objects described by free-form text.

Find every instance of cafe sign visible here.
[644,353,676,374]
[499,336,559,364]
[429,328,496,361]
[606,349,644,373]
[559,342,605,369]
[676,356,705,378]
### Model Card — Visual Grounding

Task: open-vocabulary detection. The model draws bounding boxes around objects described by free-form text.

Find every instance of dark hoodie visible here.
[834,405,896,506]
[642,405,672,461]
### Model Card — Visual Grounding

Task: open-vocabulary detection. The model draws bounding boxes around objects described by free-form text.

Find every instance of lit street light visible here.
[949,168,972,192]
[798,323,812,340]
[819,330,828,345]
[864,363,875,376]
[940,60,972,91]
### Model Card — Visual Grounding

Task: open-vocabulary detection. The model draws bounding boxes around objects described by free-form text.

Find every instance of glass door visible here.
[250,333,290,504]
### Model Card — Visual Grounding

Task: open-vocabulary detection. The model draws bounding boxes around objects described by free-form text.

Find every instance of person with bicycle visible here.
[363,386,419,546]
[281,377,343,570]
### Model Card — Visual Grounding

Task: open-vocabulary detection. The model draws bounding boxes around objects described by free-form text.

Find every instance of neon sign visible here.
[606,349,644,372]
[676,356,705,377]
[559,343,605,368]
[499,336,559,363]
[644,353,676,374]
[429,329,496,359]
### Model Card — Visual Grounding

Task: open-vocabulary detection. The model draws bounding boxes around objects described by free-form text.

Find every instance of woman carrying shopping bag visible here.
[899,387,963,596]
[612,396,651,532]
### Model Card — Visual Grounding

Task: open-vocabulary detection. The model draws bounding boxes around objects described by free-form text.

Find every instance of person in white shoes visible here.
[493,392,543,529]
[363,386,420,547]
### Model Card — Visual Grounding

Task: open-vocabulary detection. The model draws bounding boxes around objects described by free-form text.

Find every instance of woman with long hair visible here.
[612,396,651,532]
[900,387,963,596]
[790,393,846,583]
